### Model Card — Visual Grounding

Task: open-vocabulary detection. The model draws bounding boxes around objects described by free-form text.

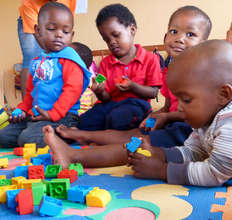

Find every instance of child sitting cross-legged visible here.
[63,3,162,132]
[44,40,232,187]
[0,2,91,148]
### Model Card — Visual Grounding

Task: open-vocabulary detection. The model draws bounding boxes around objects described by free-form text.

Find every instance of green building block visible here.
[48,179,70,199]
[32,182,46,205]
[45,165,62,178]
[0,179,12,186]
[68,163,84,176]
[95,74,106,83]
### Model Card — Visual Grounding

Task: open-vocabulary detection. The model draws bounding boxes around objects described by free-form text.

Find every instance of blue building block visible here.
[126,137,142,153]
[146,118,156,128]
[14,166,29,178]
[38,195,63,217]
[36,153,52,167]
[7,189,22,209]
[67,185,94,203]
[31,157,43,165]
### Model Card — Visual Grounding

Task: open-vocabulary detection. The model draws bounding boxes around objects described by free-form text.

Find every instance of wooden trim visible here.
[92,44,165,56]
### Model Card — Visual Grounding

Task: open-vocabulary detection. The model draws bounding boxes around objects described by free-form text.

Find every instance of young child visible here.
[44,40,232,186]
[76,3,162,131]
[70,42,98,115]
[55,5,212,148]
[0,2,91,148]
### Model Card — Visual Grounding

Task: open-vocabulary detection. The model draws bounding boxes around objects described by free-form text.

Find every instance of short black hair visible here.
[38,2,73,26]
[96,3,137,28]
[168,5,212,39]
[71,42,93,68]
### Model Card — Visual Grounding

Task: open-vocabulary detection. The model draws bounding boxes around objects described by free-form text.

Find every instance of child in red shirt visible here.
[75,3,162,131]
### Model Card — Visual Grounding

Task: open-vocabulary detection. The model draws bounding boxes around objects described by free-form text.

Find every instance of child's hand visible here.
[9,108,26,123]
[31,106,51,121]
[151,112,169,130]
[130,152,167,180]
[91,77,105,95]
[115,76,133,91]
[127,137,167,180]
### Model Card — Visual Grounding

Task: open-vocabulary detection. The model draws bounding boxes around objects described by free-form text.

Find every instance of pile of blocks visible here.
[0,143,111,216]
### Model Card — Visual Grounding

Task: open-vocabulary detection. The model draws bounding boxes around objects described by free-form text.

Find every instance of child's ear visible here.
[34,24,41,37]
[130,24,137,36]
[218,84,232,105]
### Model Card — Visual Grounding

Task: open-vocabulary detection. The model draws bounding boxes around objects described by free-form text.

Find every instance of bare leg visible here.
[20,68,29,99]
[43,125,128,169]
[56,124,143,145]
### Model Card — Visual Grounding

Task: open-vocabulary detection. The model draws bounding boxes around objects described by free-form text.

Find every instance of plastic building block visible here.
[0,105,9,130]
[30,157,42,165]
[48,178,70,199]
[0,175,6,179]
[146,118,156,128]
[67,185,93,203]
[16,189,34,215]
[114,76,128,85]
[45,165,62,178]
[86,187,111,208]
[11,176,27,189]
[39,195,63,217]
[22,179,41,189]
[0,185,17,203]
[126,137,142,153]
[69,163,84,176]
[36,153,52,167]
[95,73,106,83]
[0,158,8,168]
[14,147,24,156]
[37,145,50,155]
[14,165,29,178]
[24,143,36,153]
[32,182,47,205]
[57,169,78,183]
[136,147,152,157]
[0,179,12,186]
[7,189,22,209]
[28,165,45,179]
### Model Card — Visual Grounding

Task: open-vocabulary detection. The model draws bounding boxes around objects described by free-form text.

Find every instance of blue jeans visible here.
[0,113,79,148]
[17,17,43,68]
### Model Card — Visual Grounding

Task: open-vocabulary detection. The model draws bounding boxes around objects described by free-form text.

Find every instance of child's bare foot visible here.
[56,124,89,145]
[43,125,80,169]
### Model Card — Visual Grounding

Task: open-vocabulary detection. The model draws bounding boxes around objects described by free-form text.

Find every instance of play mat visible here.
[0,148,230,220]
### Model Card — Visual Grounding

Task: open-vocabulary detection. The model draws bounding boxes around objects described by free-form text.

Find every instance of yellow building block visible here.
[0,105,9,130]
[23,148,37,158]
[37,145,50,155]
[11,176,26,189]
[136,148,152,157]
[0,185,17,203]
[86,187,111,208]
[24,143,36,153]
[22,179,41,189]
[0,158,8,168]
[0,175,6,179]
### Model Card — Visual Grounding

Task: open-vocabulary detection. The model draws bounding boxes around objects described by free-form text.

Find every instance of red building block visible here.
[28,165,45,179]
[14,147,24,156]
[16,189,34,215]
[57,169,78,183]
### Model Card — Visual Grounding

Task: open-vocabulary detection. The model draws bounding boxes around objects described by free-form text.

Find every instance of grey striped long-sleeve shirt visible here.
[163,101,232,186]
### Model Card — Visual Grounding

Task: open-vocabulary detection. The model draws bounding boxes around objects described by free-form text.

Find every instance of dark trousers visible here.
[78,98,151,131]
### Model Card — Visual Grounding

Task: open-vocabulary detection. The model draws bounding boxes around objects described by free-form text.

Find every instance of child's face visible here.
[167,64,222,129]
[37,8,74,53]
[165,11,206,58]
[97,17,136,59]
